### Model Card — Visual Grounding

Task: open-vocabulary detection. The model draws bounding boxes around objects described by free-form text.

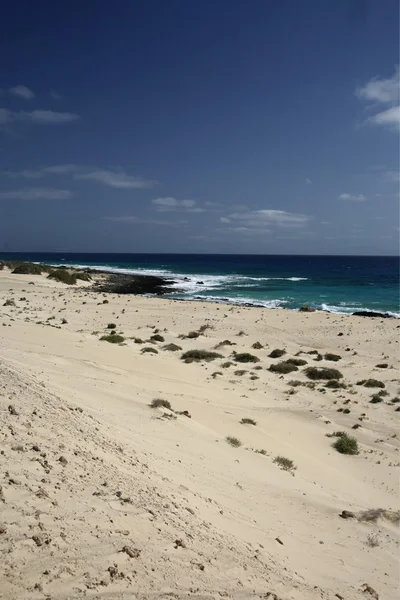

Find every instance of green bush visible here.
[324,380,347,389]
[252,341,263,349]
[100,334,125,344]
[324,353,341,362]
[240,417,257,425]
[273,456,297,472]
[150,398,172,410]
[214,339,235,349]
[226,436,242,447]
[150,334,165,342]
[133,337,144,344]
[375,363,388,369]
[107,323,116,329]
[48,269,77,285]
[333,433,359,455]
[233,353,260,363]
[269,349,286,358]
[181,349,223,363]
[234,369,247,376]
[75,271,92,281]
[304,367,343,380]
[141,347,158,354]
[357,379,385,388]
[12,262,43,275]
[370,395,383,404]
[269,361,298,374]
[221,361,233,368]
[162,343,182,351]
[285,357,307,366]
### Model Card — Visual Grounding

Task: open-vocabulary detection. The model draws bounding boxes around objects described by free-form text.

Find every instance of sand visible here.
[0,267,399,600]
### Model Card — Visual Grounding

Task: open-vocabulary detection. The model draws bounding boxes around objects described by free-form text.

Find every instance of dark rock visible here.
[299,305,316,312]
[339,510,355,519]
[8,405,19,416]
[352,311,392,318]
[196,281,204,284]
[121,545,141,558]
[93,273,179,295]
[58,456,68,466]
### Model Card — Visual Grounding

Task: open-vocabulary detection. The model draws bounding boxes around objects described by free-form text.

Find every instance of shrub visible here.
[370,395,383,404]
[212,371,223,378]
[305,367,343,380]
[269,349,286,358]
[273,456,297,473]
[150,398,172,410]
[221,361,233,368]
[357,379,385,389]
[215,339,235,349]
[375,363,388,369]
[226,436,242,447]
[48,269,77,285]
[3,299,15,307]
[150,334,165,342]
[162,343,182,351]
[324,353,341,362]
[324,380,347,389]
[333,433,359,455]
[61,318,68,325]
[252,341,263,349]
[234,369,247,376]
[285,358,307,366]
[377,389,389,397]
[250,375,259,380]
[100,334,125,344]
[141,347,158,354]
[254,448,268,455]
[288,379,316,389]
[12,262,43,275]
[269,361,299,374]
[198,323,213,334]
[75,271,92,281]
[133,337,144,344]
[180,331,199,339]
[366,533,380,548]
[107,323,117,329]
[233,353,260,363]
[240,417,257,425]
[181,349,223,363]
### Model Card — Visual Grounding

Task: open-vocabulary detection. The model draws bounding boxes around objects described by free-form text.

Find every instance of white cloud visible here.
[306,178,312,185]
[9,85,35,100]
[0,187,72,200]
[105,215,185,226]
[338,193,366,201]
[6,164,79,178]
[356,67,400,132]
[152,197,200,212]
[385,170,400,182]
[220,209,310,230]
[0,109,80,125]
[50,90,62,100]
[76,169,155,189]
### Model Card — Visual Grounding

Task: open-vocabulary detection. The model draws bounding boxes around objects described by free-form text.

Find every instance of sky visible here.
[0,0,399,255]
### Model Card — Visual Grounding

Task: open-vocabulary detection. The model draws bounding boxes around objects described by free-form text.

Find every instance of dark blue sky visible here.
[0,0,399,254]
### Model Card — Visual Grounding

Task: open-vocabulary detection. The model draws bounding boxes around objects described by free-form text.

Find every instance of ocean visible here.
[1,253,399,317]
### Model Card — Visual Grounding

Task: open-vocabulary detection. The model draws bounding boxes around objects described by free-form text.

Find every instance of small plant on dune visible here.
[150,333,165,342]
[214,339,235,349]
[179,330,199,339]
[12,262,43,275]
[269,349,286,359]
[253,365,263,370]
[107,323,117,329]
[252,341,263,349]
[162,343,182,351]
[285,357,308,366]
[333,432,359,455]
[250,375,259,380]
[324,380,347,389]
[288,379,316,389]
[3,299,15,307]
[254,448,268,455]
[273,456,297,473]
[234,369,247,376]
[357,379,385,389]
[181,349,223,363]
[233,353,260,363]
[212,371,223,378]
[240,417,257,425]
[198,323,214,334]
[100,334,125,344]
[61,318,68,324]
[48,269,77,285]
[150,398,172,410]
[221,361,233,368]
[237,330,247,336]
[133,337,144,344]
[269,361,298,374]
[358,508,400,524]
[305,367,343,380]
[141,347,158,354]
[75,271,92,281]
[324,353,341,362]
[366,533,380,548]
[369,395,383,404]
[377,389,388,397]
[226,436,242,447]
[375,363,388,369]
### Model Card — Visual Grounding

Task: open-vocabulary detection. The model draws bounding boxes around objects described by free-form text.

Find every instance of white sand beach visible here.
[0,268,399,600]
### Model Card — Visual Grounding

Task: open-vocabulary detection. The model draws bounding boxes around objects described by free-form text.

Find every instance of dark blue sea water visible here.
[1,253,399,317]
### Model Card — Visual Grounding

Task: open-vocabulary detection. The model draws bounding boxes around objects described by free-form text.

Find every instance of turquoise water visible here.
[1,253,399,317]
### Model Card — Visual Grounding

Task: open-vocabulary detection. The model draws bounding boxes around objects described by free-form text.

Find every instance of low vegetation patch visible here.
[332,432,359,455]
[48,269,77,285]
[269,349,286,358]
[226,436,242,448]
[273,456,297,473]
[212,371,223,378]
[366,533,380,548]
[180,331,199,339]
[150,334,165,342]
[12,262,43,275]
[305,367,343,380]
[370,395,383,404]
[234,369,247,376]
[221,361,233,368]
[150,398,172,410]
[181,349,223,363]
[75,271,92,281]
[357,379,385,389]
[375,363,388,369]
[141,347,158,354]
[324,353,341,362]
[233,352,260,363]
[100,334,125,344]
[269,361,298,374]
[240,417,257,425]
[285,357,307,366]
[162,343,182,351]
[252,341,263,349]
[358,508,400,524]
[324,380,347,389]
[133,337,144,344]
[198,323,214,334]
[107,323,116,329]
[214,339,235,349]
[288,380,316,389]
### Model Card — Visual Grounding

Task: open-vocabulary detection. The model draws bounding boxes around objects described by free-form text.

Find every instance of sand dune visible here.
[0,269,399,599]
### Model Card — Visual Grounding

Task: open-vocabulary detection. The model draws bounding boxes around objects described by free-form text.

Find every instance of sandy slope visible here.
[0,269,399,600]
